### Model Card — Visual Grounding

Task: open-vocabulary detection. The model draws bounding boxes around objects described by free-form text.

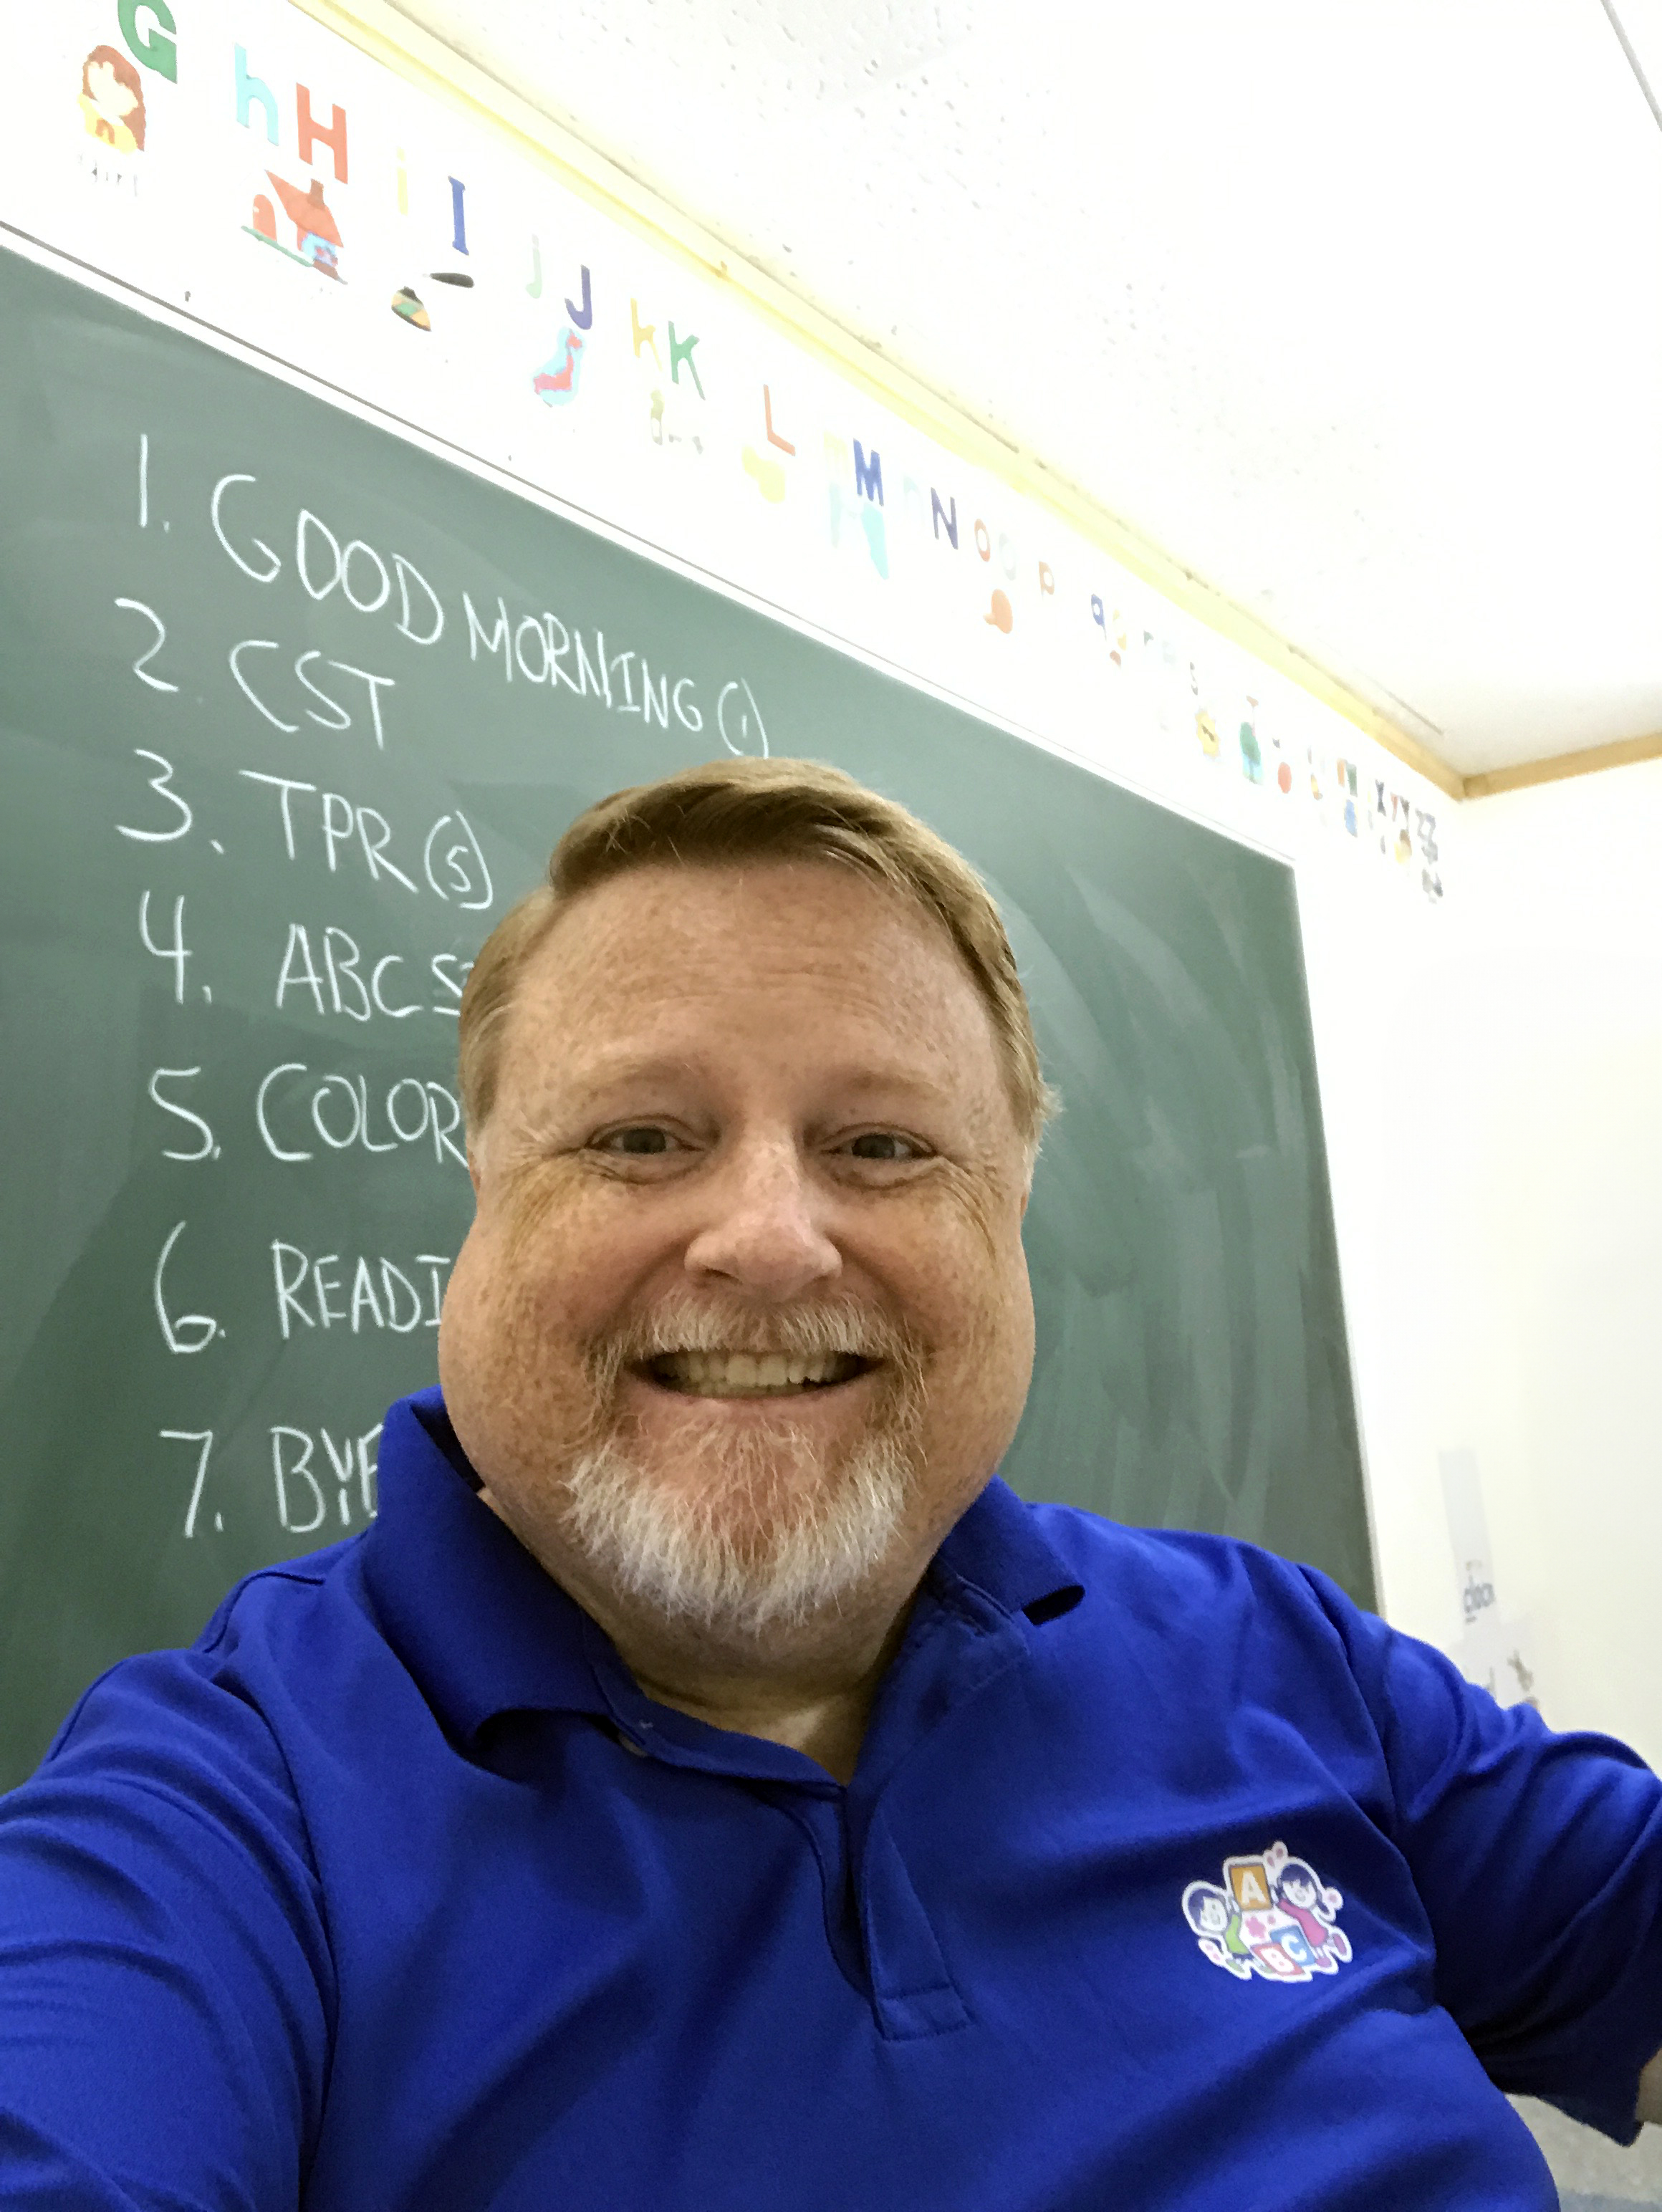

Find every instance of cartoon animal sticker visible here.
[741,446,787,503]
[648,388,703,456]
[534,327,585,404]
[1183,1841,1352,1984]
[1239,716,1264,784]
[79,46,146,153]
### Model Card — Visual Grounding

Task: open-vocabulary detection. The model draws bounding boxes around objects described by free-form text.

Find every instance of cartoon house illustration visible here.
[261,173,343,278]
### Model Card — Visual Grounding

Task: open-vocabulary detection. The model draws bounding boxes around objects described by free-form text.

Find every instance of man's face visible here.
[439,860,1037,1650]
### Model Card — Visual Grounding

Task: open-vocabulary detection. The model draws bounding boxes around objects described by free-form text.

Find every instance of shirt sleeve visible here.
[1305,1566,1662,2142]
[0,1650,334,2209]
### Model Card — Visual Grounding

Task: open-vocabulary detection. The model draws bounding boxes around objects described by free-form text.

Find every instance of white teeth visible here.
[651,1348,860,1396]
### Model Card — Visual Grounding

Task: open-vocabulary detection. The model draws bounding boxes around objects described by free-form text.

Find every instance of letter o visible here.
[514,616,551,683]
[342,539,392,614]
[974,519,991,562]
[385,1077,431,1145]
[999,532,1019,580]
[296,509,344,601]
[310,1074,363,1150]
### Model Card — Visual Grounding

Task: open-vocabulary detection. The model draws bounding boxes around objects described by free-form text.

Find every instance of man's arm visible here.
[0,1652,332,2208]
[1304,1566,1662,2141]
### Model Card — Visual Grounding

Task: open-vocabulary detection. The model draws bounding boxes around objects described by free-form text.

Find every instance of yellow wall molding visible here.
[292,0,1472,797]
[1462,729,1662,799]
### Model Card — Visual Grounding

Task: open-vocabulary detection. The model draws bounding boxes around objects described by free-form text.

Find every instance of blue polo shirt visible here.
[3,1390,1662,2209]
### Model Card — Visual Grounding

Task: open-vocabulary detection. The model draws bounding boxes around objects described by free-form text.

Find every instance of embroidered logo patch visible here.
[1182,1840,1352,1983]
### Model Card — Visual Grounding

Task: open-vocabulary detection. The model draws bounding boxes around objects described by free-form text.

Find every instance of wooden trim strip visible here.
[1461,729,1662,799]
[291,0,1468,802]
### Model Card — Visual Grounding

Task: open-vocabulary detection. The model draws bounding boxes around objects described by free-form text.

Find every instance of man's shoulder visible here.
[990,1499,1408,1779]
[1001,1495,1368,1669]
[42,1534,379,1779]
[198,1531,368,1641]
[1016,1495,1341,1607]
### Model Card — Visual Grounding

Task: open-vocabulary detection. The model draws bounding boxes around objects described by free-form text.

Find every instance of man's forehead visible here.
[518,861,976,1007]
[499,861,1004,1101]
[519,1037,965,1102]
[551,854,933,932]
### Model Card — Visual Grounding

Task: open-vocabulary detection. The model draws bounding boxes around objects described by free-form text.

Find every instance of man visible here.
[1,756,1660,2209]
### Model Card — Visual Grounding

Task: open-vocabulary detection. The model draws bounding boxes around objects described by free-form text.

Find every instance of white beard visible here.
[559,1424,917,1640]
[557,1292,926,1640]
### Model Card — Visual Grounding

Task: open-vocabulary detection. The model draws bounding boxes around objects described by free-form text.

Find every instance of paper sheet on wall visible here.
[1439,1448,1539,1711]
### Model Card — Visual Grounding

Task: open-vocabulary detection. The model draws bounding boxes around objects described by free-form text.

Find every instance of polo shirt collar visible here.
[360,1390,1085,1751]
[931,1473,1085,1627]
[360,1388,607,1747]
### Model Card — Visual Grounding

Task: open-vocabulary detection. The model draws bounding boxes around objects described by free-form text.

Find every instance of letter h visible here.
[234,46,279,145]
[297,85,348,182]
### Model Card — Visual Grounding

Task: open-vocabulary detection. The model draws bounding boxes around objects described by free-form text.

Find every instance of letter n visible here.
[931,490,959,549]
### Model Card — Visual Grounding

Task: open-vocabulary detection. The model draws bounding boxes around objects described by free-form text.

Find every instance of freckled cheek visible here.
[869,1210,1014,1356]
[494,1184,673,1335]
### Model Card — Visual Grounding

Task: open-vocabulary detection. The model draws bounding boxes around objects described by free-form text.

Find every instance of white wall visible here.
[1310,759,1662,1762]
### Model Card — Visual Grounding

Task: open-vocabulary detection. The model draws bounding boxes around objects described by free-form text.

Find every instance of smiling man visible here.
[440,789,1040,1786]
[2,758,1662,2211]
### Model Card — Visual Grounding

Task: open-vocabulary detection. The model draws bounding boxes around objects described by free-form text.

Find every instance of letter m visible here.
[853,441,884,506]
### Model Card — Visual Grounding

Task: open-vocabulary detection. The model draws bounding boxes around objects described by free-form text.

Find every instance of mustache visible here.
[583,1293,926,1391]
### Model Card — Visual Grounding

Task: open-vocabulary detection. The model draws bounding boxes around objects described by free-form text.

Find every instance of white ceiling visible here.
[385,0,1662,779]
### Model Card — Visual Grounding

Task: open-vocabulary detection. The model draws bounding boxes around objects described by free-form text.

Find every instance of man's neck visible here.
[476,1484,918,1783]
[617,1603,917,1785]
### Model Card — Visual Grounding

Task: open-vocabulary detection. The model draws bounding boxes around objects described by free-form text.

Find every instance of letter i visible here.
[395,148,408,216]
[449,176,469,255]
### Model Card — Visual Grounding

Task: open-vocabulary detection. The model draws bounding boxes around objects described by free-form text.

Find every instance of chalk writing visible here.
[158,1429,217,1538]
[67,425,741,1554]
[118,749,193,842]
[153,1221,221,1354]
[254,1062,466,1168]
[272,1243,450,1338]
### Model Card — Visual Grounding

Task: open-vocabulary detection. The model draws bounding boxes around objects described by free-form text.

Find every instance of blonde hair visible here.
[457,756,1056,1148]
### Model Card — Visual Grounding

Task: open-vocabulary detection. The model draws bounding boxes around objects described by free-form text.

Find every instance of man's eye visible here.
[846,1132,923,1162]
[596,1127,676,1156]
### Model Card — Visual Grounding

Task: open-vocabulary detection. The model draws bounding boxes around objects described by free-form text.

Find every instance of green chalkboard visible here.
[0,244,1370,1790]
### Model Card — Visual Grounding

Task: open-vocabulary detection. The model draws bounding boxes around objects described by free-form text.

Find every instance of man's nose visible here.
[683,1138,842,1302]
